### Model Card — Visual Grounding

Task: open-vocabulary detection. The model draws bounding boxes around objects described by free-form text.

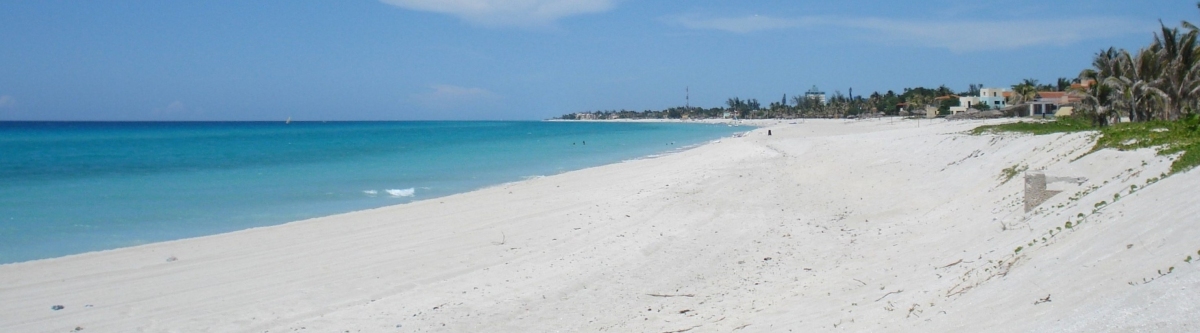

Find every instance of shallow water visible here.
[0,121,745,264]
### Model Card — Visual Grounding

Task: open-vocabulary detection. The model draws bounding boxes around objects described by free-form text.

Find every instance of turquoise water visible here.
[0,121,744,264]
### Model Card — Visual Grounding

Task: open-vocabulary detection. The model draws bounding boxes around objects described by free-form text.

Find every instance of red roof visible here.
[1037,92,1067,99]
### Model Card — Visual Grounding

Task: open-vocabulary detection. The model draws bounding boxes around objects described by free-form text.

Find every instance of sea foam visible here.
[385,188,415,197]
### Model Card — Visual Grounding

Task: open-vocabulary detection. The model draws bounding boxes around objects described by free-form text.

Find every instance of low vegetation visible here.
[1093,116,1200,173]
[972,115,1200,174]
[969,116,1092,135]
[998,164,1028,184]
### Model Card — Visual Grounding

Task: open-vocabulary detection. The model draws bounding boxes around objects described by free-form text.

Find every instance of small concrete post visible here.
[1025,171,1046,212]
[1024,171,1064,212]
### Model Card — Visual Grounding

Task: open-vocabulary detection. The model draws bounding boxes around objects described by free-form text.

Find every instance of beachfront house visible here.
[948,87,1010,115]
[1023,91,1083,118]
[805,86,826,104]
[951,87,1010,112]
[949,96,977,114]
[575,112,597,120]
[979,88,1010,109]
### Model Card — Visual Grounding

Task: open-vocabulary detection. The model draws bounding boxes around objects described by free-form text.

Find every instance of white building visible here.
[804,85,826,104]
[950,87,1010,114]
[977,88,1009,109]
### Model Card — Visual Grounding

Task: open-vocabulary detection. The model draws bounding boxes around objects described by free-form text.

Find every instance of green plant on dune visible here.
[969,117,1093,135]
[1091,116,1200,173]
[971,116,1200,174]
[999,164,1028,184]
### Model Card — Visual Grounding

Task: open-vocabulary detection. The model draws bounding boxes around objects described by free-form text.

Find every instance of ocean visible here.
[0,121,745,264]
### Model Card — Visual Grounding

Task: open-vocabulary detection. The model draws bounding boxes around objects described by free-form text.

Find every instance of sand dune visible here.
[2,118,1197,332]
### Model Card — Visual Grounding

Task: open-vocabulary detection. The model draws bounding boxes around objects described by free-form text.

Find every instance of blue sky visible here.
[0,0,1194,120]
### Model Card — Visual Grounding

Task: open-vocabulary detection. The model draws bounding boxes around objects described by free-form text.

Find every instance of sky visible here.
[0,0,1196,121]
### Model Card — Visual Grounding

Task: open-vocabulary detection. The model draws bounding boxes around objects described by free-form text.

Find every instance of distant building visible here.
[951,87,1011,114]
[951,96,978,114]
[805,85,826,104]
[1024,91,1084,118]
[1070,79,1095,91]
[978,88,1010,109]
[575,112,597,120]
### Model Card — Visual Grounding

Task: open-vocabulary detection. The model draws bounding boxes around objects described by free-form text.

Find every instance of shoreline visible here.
[3,118,1197,332]
[0,121,746,265]
[3,122,749,268]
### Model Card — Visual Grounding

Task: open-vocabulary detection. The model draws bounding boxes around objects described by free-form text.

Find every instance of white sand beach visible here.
[2,118,1198,332]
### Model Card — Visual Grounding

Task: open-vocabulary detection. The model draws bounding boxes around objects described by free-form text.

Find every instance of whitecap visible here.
[385,188,415,197]
[363,190,378,196]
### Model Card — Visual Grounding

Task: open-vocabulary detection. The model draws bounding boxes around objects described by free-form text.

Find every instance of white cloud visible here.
[845,17,1148,52]
[668,14,1149,52]
[412,84,501,108]
[669,14,819,33]
[0,95,15,109]
[380,0,615,28]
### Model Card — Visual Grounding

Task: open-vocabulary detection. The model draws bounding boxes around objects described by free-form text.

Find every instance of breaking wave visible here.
[385,188,415,197]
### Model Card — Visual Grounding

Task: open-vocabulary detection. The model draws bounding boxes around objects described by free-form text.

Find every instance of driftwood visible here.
[875,290,903,302]
[647,293,695,298]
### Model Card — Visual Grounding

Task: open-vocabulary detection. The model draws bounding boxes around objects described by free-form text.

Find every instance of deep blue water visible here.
[0,121,744,264]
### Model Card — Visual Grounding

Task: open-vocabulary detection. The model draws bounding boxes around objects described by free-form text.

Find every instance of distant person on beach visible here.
[768,130,772,136]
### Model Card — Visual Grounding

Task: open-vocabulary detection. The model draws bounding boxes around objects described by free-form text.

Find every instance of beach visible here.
[2,118,1197,332]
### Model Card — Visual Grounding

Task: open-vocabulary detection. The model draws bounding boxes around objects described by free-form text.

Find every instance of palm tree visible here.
[1080,68,1116,126]
[1056,77,1073,91]
[1151,23,1200,120]
[1009,79,1039,106]
[935,85,954,97]
[1106,48,1164,122]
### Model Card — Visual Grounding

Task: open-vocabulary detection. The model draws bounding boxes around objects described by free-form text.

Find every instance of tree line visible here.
[556,83,1064,120]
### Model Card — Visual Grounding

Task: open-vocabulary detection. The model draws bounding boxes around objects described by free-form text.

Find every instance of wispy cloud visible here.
[668,14,1150,52]
[380,0,616,28]
[670,14,812,33]
[0,95,15,109]
[411,84,501,108]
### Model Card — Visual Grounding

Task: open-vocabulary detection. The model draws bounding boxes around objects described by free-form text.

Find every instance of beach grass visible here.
[968,116,1093,135]
[1093,117,1200,174]
[972,115,1200,174]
